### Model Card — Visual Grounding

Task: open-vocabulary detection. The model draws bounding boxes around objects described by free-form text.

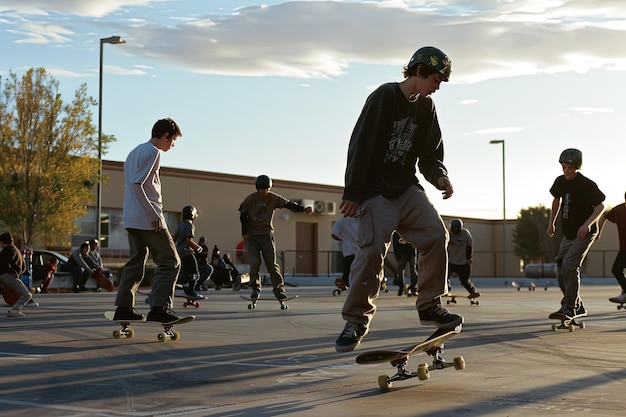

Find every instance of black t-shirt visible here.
[550,173,605,239]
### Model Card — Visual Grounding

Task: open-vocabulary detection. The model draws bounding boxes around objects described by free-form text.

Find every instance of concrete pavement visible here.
[2,277,626,416]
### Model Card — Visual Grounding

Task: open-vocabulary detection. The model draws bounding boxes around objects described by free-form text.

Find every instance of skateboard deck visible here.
[333,277,348,296]
[138,289,206,308]
[609,298,626,310]
[356,324,464,390]
[511,280,536,291]
[240,294,298,310]
[104,311,194,341]
[92,270,114,292]
[549,312,586,332]
[443,293,480,306]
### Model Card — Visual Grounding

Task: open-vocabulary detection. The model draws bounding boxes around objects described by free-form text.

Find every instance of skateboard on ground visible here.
[240,294,298,310]
[549,311,586,332]
[104,311,195,341]
[609,298,626,310]
[333,277,348,296]
[356,324,464,390]
[443,293,480,306]
[511,280,536,291]
[92,270,115,292]
[138,289,206,308]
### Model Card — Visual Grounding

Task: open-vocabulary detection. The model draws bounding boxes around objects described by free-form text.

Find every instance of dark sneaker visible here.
[147,306,180,324]
[335,322,368,353]
[251,289,261,300]
[549,305,575,320]
[113,307,145,321]
[273,287,288,300]
[183,287,201,298]
[468,292,481,299]
[575,303,587,317]
[419,304,464,329]
[609,292,626,304]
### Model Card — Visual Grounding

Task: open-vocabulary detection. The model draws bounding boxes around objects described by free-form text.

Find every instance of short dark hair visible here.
[0,232,13,244]
[152,118,182,139]
[402,63,440,79]
[80,242,89,250]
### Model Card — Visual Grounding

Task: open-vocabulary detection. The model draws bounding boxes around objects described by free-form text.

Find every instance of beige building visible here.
[69,160,619,278]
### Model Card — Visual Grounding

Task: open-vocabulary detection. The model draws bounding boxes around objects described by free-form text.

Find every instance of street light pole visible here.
[97,35,125,247]
[490,139,506,277]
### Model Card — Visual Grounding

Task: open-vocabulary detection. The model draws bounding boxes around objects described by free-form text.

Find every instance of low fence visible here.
[98,248,622,279]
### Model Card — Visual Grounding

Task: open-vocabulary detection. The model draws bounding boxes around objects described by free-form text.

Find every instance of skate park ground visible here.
[2,276,626,417]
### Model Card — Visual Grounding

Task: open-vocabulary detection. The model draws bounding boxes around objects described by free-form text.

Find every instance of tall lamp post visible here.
[97,35,125,247]
[489,139,506,277]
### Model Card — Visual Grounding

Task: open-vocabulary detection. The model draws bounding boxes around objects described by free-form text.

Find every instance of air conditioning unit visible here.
[302,199,315,210]
[314,200,336,215]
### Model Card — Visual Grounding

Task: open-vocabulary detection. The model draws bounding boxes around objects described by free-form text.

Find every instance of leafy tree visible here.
[513,205,561,265]
[0,68,113,247]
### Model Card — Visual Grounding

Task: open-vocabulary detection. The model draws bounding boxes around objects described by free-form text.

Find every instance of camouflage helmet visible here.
[559,148,582,169]
[408,46,451,81]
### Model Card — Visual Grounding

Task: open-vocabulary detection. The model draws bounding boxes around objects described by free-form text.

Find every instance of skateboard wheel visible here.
[248,304,254,309]
[333,290,339,296]
[126,328,134,338]
[569,325,576,332]
[377,375,391,390]
[453,356,465,370]
[281,304,289,310]
[158,332,167,342]
[446,300,451,305]
[417,363,430,380]
[113,330,122,338]
[579,322,586,329]
[172,330,180,341]
[551,324,558,331]
[194,302,200,308]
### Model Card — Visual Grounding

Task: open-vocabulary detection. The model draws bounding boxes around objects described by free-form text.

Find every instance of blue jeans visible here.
[115,228,181,309]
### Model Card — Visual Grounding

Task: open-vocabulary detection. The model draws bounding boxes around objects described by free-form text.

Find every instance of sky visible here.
[1,0,625,220]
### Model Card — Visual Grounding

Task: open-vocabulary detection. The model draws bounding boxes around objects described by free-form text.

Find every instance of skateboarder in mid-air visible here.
[334,46,463,353]
[239,175,312,301]
[547,148,605,320]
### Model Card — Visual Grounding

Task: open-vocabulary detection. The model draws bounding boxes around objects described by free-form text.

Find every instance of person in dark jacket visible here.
[335,46,463,353]
[0,232,31,317]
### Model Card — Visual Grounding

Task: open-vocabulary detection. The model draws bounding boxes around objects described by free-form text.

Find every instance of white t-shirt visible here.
[123,141,166,230]
[332,216,358,257]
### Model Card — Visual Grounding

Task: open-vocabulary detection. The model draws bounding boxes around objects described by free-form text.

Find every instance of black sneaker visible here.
[549,305,575,320]
[183,287,201,298]
[335,322,368,353]
[575,303,587,317]
[147,306,180,324]
[273,287,288,300]
[251,289,261,300]
[113,307,145,321]
[419,304,464,329]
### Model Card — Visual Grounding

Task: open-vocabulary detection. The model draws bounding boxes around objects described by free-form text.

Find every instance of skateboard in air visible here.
[333,277,348,296]
[138,289,206,308]
[549,311,586,332]
[443,293,480,306]
[356,324,464,390]
[104,311,195,341]
[240,294,298,310]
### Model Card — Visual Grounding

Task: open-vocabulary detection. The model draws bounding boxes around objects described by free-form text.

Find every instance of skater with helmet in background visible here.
[547,148,605,320]
[239,175,312,301]
[334,46,463,353]
[172,205,205,299]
